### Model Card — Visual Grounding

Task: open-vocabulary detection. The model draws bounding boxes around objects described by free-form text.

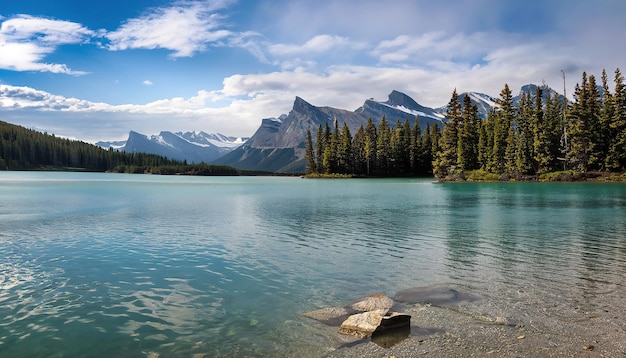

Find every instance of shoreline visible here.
[324,299,624,357]
[436,170,626,183]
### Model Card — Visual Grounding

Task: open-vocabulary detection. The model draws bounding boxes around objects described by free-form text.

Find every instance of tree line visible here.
[305,116,441,177]
[434,68,626,180]
[306,68,626,180]
[0,120,239,175]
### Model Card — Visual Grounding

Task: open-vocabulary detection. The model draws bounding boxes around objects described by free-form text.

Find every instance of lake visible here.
[1,172,626,357]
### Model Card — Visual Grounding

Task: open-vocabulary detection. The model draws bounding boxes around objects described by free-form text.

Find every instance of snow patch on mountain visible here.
[382,103,446,119]
[468,92,498,108]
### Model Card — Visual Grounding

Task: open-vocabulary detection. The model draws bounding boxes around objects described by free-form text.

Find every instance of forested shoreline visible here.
[0,120,240,175]
[305,68,626,181]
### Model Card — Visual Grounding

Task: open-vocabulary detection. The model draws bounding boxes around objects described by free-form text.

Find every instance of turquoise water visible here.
[1,172,626,357]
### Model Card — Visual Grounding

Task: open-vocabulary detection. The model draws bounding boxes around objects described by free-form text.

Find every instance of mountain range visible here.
[97,84,560,172]
[96,131,247,164]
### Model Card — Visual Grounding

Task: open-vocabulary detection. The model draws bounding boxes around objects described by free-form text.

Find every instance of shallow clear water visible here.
[1,172,625,357]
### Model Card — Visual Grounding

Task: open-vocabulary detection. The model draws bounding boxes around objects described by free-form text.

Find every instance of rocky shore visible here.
[303,285,626,357]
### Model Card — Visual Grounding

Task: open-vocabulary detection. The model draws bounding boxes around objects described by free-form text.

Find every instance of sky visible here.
[0,0,624,142]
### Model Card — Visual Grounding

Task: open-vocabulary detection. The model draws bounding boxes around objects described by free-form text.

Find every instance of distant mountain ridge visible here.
[96,130,248,164]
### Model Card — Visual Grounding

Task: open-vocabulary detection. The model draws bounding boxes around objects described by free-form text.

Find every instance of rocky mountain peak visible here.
[292,96,317,115]
[385,90,421,110]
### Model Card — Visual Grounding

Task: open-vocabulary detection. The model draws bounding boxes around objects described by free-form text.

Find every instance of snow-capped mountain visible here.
[435,91,497,119]
[96,130,248,164]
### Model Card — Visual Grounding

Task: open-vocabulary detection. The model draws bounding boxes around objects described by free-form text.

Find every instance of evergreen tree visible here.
[401,119,412,174]
[410,117,422,175]
[504,122,517,176]
[607,68,626,170]
[516,92,535,174]
[376,116,392,175]
[568,72,601,172]
[433,88,462,178]
[478,110,495,171]
[492,84,515,174]
[338,123,353,174]
[352,125,366,175]
[304,129,317,173]
[457,94,480,171]
[535,88,562,173]
[322,119,340,173]
[364,118,377,175]
[429,126,441,175]
[598,69,614,171]
[315,124,325,172]
[586,74,603,170]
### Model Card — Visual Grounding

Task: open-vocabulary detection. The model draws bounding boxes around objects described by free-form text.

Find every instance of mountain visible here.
[96,130,247,164]
[214,90,448,173]
[513,84,566,106]
[356,90,446,127]
[435,91,497,119]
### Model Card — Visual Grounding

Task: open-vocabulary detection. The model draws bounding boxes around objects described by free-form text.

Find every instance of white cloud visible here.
[0,15,94,43]
[0,15,93,74]
[105,0,235,58]
[143,80,154,86]
[268,34,366,56]
[371,32,506,65]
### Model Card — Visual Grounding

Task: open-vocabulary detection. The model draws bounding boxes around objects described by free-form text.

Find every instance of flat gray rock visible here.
[338,309,387,338]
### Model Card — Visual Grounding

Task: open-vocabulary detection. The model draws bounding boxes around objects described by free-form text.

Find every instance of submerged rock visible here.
[303,306,354,326]
[394,285,476,306]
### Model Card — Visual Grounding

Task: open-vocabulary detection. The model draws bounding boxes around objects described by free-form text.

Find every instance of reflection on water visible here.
[1,173,626,356]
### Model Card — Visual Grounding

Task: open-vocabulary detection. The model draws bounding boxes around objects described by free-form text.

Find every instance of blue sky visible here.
[0,0,624,142]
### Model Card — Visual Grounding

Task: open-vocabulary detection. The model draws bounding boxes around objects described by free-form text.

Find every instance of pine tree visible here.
[364,118,377,175]
[607,68,626,170]
[352,125,366,175]
[504,122,517,176]
[401,119,412,174]
[598,69,614,171]
[433,89,462,178]
[304,129,317,173]
[457,94,480,171]
[568,72,601,172]
[535,88,562,173]
[323,119,340,173]
[315,124,325,172]
[479,110,495,171]
[376,116,392,175]
[586,74,603,170]
[492,84,515,173]
[338,123,353,174]
[516,92,535,175]
[410,117,422,175]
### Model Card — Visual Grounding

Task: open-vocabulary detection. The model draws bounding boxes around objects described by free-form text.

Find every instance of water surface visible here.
[1,172,625,356]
